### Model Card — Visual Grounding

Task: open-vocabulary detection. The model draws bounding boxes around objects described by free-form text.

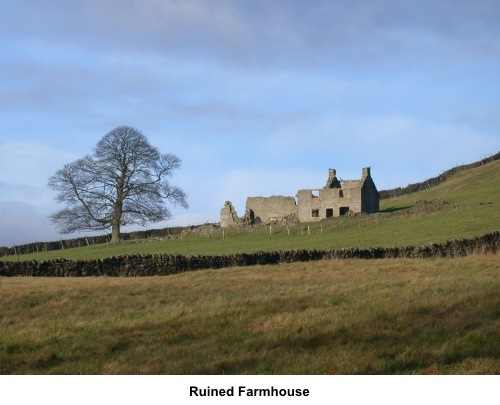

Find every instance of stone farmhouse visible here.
[220,167,379,227]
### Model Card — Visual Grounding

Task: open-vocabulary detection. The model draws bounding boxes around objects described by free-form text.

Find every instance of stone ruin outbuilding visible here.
[220,167,379,227]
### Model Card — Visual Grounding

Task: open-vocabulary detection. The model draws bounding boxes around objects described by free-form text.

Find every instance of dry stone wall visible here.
[1,231,497,277]
[0,226,191,257]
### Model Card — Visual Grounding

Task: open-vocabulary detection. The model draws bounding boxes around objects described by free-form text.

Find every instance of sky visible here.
[0,0,499,246]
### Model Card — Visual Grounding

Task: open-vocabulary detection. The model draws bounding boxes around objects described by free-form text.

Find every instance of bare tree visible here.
[48,126,188,243]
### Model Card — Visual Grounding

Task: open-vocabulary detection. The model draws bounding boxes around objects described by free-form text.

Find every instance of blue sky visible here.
[0,0,499,246]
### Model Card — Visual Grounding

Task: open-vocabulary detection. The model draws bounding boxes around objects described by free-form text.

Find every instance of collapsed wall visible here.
[220,201,242,228]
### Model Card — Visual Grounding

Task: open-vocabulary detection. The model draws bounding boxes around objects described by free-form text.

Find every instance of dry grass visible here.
[1,254,498,374]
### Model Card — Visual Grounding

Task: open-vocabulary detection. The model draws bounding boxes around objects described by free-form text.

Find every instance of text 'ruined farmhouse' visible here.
[220,167,379,227]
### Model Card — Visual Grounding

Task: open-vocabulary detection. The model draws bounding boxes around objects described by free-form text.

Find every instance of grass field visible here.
[3,160,499,261]
[1,255,498,374]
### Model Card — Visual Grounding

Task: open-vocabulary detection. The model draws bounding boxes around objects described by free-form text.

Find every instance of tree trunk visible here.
[111,198,123,244]
[111,222,121,244]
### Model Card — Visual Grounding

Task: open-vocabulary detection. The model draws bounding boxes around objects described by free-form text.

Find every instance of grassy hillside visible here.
[1,255,497,374]
[379,159,500,210]
[4,160,499,262]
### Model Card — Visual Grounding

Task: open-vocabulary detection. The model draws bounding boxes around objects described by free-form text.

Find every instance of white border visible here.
[1,375,497,405]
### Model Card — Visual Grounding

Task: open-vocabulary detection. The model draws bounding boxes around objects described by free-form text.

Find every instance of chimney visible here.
[362,167,370,177]
[325,168,340,188]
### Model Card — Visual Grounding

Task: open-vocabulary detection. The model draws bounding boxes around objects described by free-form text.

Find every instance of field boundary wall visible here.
[0,231,497,277]
[0,226,190,257]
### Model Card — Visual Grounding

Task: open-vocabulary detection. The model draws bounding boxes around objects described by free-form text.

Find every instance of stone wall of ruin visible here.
[246,196,298,224]
[361,177,380,213]
[296,186,363,222]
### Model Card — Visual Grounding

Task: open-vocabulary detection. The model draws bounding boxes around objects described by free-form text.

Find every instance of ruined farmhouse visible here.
[220,167,379,227]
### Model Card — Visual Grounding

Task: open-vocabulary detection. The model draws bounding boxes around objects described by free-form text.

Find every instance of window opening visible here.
[339,207,350,216]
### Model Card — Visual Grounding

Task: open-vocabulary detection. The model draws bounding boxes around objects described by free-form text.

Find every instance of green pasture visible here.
[2,160,499,261]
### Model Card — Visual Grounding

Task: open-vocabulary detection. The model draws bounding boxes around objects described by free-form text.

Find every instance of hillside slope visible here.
[380,159,500,209]
[379,151,499,199]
